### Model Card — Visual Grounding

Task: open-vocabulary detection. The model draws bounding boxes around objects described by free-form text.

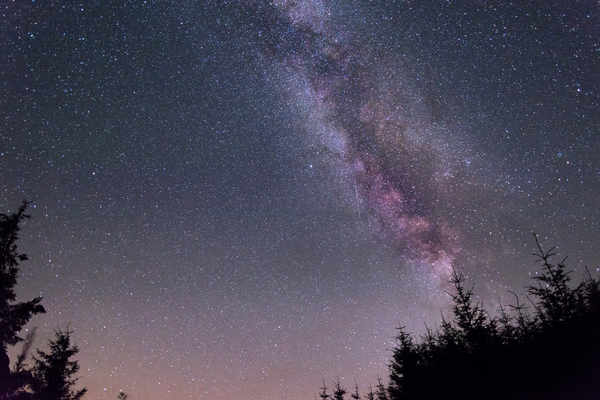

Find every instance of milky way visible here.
[241,1,468,275]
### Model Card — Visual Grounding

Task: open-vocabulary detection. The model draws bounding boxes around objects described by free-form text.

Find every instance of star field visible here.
[1,1,599,399]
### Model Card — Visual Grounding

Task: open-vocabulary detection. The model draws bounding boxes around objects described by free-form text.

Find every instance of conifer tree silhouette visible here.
[332,377,346,400]
[0,202,45,399]
[365,384,375,400]
[386,234,600,400]
[30,326,87,400]
[350,380,360,400]
[375,376,388,400]
[318,379,331,400]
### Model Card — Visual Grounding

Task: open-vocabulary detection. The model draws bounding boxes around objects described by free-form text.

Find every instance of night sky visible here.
[1,1,599,399]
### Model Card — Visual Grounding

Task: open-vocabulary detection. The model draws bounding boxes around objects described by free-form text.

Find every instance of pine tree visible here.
[386,234,600,399]
[0,202,46,398]
[350,380,360,400]
[447,268,498,349]
[365,384,375,400]
[318,234,600,399]
[375,377,388,400]
[30,327,87,400]
[528,233,581,325]
[332,377,346,400]
[318,379,331,400]
[7,328,39,400]
[117,392,128,400]
[14,328,37,374]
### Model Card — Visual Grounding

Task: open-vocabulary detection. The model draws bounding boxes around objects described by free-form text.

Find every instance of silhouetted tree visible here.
[332,377,346,400]
[365,384,375,400]
[317,234,600,399]
[528,234,585,325]
[387,234,600,400]
[7,328,38,400]
[14,328,37,374]
[375,377,388,400]
[318,379,331,400]
[0,202,46,399]
[350,380,360,400]
[117,392,127,400]
[29,327,86,400]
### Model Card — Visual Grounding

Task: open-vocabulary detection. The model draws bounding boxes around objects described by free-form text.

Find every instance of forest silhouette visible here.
[0,202,85,400]
[1,202,599,399]
[319,235,600,400]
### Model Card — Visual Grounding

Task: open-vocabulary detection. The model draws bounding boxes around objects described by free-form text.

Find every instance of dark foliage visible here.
[350,380,361,400]
[332,378,347,400]
[0,202,85,400]
[319,234,600,400]
[388,234,600,400]
[318,379,331,400]
[0,202,46,399]
[374,377,388,400]
[29,327,87,400]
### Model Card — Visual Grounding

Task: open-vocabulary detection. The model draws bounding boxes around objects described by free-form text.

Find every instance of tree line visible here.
[318,234,600,400]
[0,202,87,400]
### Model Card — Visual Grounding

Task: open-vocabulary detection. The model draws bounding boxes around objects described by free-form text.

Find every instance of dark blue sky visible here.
[2,1,599,399]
